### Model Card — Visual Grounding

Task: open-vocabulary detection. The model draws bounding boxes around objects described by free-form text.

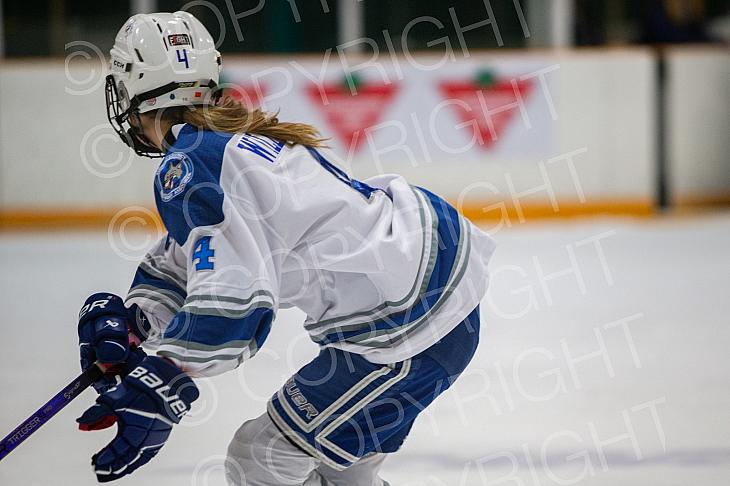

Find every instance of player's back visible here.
[224,135,425,318]
[159,125,496,364]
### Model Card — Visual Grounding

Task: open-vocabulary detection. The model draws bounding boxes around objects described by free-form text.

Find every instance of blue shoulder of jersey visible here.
[154,125,234,245]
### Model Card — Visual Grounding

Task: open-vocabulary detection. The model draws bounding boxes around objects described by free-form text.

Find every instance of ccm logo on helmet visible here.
[128,366,190,419]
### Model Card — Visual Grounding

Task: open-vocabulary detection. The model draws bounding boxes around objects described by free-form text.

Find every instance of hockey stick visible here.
[0,363,104,462]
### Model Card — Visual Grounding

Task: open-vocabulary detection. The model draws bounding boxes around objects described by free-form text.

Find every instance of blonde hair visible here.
[181,97,327,147]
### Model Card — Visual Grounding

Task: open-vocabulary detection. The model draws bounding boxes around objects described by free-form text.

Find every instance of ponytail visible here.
[181,97,327,147]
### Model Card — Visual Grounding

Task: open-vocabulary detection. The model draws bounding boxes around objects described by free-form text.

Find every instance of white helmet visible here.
[106,11,221,156]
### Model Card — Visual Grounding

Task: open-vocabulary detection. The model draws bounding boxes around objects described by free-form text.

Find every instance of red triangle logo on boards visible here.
[439,71,534,150]
[306,76,398,153]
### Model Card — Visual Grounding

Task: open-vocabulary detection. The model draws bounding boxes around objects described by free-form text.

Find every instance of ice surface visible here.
[1,213,729,485]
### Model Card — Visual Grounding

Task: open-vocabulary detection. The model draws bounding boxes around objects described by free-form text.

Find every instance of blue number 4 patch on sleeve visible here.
[192,236,215,271]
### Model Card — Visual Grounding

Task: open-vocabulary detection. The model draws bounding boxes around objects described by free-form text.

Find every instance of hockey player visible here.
[76,11,496,485]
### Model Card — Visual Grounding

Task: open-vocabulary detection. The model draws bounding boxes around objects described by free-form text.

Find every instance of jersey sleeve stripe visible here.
[163,308,273,346]
[158,350,247,364]
[127,288,181,315]
[158,307,273,372]
[157,338,256,352]
[157,346,256,363]
[126,266,188,317]
[139,258,187,291]
[185,290,276,307]
[130,266,186,300]
[129,284,185,307]
[158,341,257,359]
[180,290,276,320]
[182,301,273,319]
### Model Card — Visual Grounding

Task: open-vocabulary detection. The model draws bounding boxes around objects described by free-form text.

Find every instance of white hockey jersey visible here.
[126,124,496,377]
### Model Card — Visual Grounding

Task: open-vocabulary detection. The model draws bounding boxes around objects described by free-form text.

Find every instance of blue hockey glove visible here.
[77,356,199,482]
[78,293,149,393]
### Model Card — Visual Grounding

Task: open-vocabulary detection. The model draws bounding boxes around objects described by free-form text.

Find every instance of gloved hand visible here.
[78,293,149,393]
[77,356,199,482]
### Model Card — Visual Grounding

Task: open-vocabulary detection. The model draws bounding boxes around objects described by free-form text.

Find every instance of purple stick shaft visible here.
[0,364,103,461]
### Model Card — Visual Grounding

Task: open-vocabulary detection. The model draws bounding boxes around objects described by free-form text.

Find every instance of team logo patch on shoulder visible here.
[156,152,194,202]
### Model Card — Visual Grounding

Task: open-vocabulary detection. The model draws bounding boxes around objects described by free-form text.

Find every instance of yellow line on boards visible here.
[0,199,666,232]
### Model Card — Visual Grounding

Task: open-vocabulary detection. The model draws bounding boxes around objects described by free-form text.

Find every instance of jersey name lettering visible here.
[237,134,284,163]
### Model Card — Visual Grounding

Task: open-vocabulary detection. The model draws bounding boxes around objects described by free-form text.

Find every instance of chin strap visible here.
[123,127,165,157]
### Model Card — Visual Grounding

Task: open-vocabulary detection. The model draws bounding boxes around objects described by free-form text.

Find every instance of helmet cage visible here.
[106,75,222,158]
[105,74,186,158]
